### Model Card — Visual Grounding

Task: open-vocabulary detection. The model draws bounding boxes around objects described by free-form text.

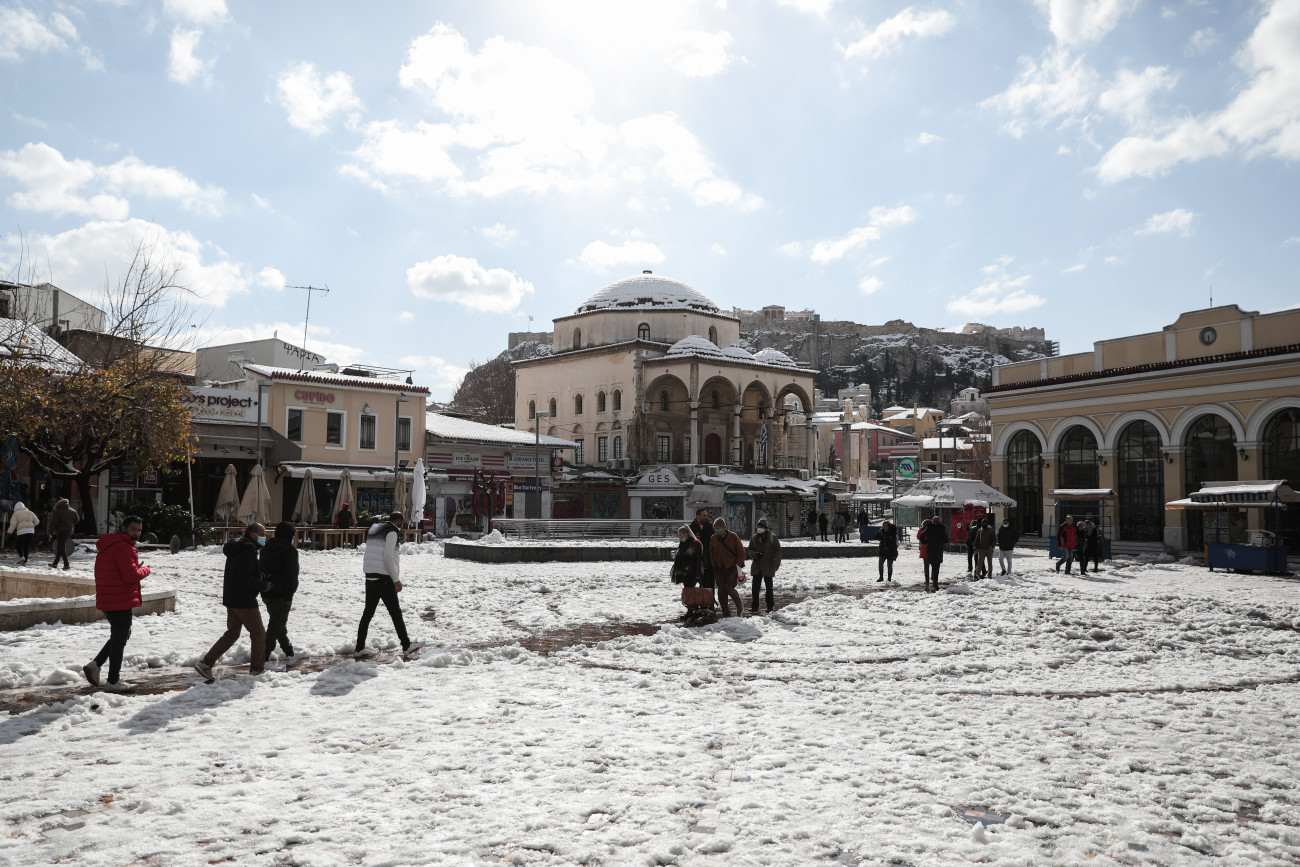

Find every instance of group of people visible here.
[1054,515,1103,575]
[672,508,783,618]
[79,510,420,691]
[807,509,865,543]
[963,516,1021,579]
[6,498,81,569]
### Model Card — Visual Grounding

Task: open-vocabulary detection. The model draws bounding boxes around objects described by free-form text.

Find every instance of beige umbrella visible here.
[291,468,318,524]
[214,464,240,526]
[237,463,273,525]
[332,468,354,522]
[391,471,410,525]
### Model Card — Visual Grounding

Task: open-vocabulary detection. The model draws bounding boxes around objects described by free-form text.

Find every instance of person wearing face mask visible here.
[194,522,268,681]
[746,517,782,615]
[996,517,1019,575]
[709,517,747,618]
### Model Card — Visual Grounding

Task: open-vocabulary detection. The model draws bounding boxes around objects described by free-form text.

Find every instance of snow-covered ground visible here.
[2,543,1299,865]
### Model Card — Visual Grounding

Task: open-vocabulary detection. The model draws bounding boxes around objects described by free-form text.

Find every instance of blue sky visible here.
[2,0,1297,399]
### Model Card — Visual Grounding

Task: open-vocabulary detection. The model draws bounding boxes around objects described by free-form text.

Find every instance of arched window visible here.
[1263,408,1300,552]
[613,435,623,460]
[574,394,584,415]
[1117,421,1164,542]
[711,389,721,410]
[596,391,606,413]
[527,400,536,420]
[1184,414,1238,551]
[637,322,650,340]
[1006,430,1043,536]
[572,327,582,349]
[708,326,718,346]
[612,389,621,412]
[1058,426,1099,489]
[660,390,670,412]
[548,397,557,417]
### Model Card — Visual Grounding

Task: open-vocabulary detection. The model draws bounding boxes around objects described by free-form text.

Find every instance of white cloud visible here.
[1285,235,1300,245]
[0,142,225,218]
[1035,0,1141,47]
[406,254,534,314]
[256,267,285,290]
[1098,66,1180,126]
[577,239,666,272]
[6,218,252,307]
[1062,263,1087,273]
[168,26,211,84]
[842,7,954,63]
[396,311,415,323]
[1098,0,1300,183]
[1104,254,1122,264]
[277,62,364,136]
[0,5,99,69]
[945,193,964,206]
[399,354,470,394]
[947,259,1045,318]
[982,47,1100,137]
[195,321,364,370]
[1135,208,1199,236]
[711,243,727,255]
[668,30,734,77]
[478,223,519,246]
[871,255,891,266]
[805,205,917,263]
[858,276,884,294]
[778,241,803,257]
[913,132,942,146]
[164,0,228,25]
[621,113,762,209]
[779,0,836,15]
[1186,26,1220,56]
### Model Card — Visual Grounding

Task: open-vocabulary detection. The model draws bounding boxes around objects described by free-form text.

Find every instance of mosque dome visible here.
[753,347,797,367]
[575,272,720,314]
[665,334,728,360]
[722,344,755,360]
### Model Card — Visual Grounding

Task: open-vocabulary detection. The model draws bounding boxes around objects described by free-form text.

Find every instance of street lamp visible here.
[393,392,410,502]
[534,411,550,519]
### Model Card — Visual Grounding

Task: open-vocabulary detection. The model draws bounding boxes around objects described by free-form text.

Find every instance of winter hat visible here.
[13,502,24,510]
[757,517,769,529]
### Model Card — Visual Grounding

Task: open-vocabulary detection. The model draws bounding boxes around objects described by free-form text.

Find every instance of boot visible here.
[1055,561,1062,572]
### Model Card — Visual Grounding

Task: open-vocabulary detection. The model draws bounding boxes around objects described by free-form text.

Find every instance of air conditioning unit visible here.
[706,465,720,476]
[798,469,811,481]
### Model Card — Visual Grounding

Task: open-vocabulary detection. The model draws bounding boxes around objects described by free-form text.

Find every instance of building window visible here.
[613,436,623,459]
[574,438,585,464]
[1117,420,1164,542]
[359,413,377,450]
[528,400,536,420]
[1058,426,1099,489]
[638,322,650,340]
[573,327,582,349]
[574,394,584,415]
[708,326,718,345]
[549,397,557,417]
[597,391,606,413]
[657,435,672,463]
[684,437,691,461]
[286,408,304,442]
[612,389,621,412]
[598,436,609,462]
[711,390,721,410]
[326,411,345,446]
[396,417,412,452]
[0,297,9,318]
[1006,429,1042,536]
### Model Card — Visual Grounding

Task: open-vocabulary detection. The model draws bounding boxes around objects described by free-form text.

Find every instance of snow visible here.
[665,334,728,360]
[426,412,573,448]
[752,347,797,367]
[721,343,754,360]
[2,546,1300,864]
[575,274,720,314]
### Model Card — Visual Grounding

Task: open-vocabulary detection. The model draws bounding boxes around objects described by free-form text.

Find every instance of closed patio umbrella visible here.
[332,468,354,522]
[214,464,240,525]
[291,468,318,523]
[410,459,426,527]
[237,463,273,524]
[392,471,410,525]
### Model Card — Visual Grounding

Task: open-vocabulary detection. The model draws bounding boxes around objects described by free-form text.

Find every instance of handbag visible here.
[682,586,715,607]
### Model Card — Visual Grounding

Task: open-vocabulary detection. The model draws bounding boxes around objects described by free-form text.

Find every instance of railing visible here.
[492,519,684,540]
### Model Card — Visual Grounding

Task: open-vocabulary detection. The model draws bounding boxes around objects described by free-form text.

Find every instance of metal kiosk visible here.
[1165,481,1297,574]
[1048,489,1115,561]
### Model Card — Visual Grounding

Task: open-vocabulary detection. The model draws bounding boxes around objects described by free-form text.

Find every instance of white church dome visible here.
[753,347,797,367]
[722,344,755,360]
[666,334,728,360]
[575,272,720,314]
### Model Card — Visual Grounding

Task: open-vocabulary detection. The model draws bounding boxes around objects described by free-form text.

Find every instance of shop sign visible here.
[292,388,338,406]
[551,454,563,475]
[505,478,513,508]
[184,387,263,423]
[508,454,538,471]
[451,453,481,469]
[512,479,551,493]
[636,468,680,487]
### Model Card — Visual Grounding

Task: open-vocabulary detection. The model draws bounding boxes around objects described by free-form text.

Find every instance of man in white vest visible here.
[354,511,421,657]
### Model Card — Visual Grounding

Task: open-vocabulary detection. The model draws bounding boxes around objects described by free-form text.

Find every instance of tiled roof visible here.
[244,364,430,395]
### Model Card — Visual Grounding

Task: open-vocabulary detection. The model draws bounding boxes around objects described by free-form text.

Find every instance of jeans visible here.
[1056,549,1076,572]
[716,567,744,618]
[94,609,133,683]
[52,532,71,568]
[751,573,773,613]
[203,607,266,672]
[263,598,294,661]
[998,550,1014,573]
[15,534,32,561]
[977,549,994,577]
[356,575,411,651]
[878,555,894,580]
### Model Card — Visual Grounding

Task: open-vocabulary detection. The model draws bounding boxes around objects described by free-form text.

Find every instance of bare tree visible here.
[449,355,516,425]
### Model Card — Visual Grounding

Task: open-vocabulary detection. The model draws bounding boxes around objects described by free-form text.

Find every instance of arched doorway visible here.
[1184,414,1238,551]
[1117,420,1164,542]
[704,433,723,464]
[1058,425,1099,489]
[1263,408,1300,552]
[1006,430,1042,536]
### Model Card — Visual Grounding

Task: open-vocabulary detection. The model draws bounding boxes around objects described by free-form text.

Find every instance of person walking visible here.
[194,523,268,681]
[876,519,899,583]
[918,516,948,593]
[50,498,79,570]
[82,515,150,692]
[355,511,420,657]
[965,520,978,575]
[817,510,829,542]
[996,517,1019,575]
[857,509,869,542]
[1055,515,1078,574]
[672,525,704,586]
[260,521,301,666]
[973,517,997,580]
[832,510,847,543]
[688,508,716,590]
[7,501,38,565]
[709,517,747,618]
[1078,519,1101,575]
[747,518,782,615]
[335,502,354,529]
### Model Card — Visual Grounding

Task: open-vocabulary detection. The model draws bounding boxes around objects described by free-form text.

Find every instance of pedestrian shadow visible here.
[0,696,86,744]
[1074,573,1124,584]
[308,659,380,698]
[120,678,253,735]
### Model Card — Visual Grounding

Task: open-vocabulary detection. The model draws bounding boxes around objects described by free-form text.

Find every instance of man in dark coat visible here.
[688,508,716,589]
[194,523,268,680]
[83,515,150,691]
[50,498,79,570]
[335,503,355,529]
[918,516,948,593]
[996,517,1019,575]
[746,517,782,614]
[261,521,301,665]
[709,517,747,618]
[817,510,829,542]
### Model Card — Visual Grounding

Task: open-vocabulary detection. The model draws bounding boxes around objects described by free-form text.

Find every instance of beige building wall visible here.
[550,310,740,352]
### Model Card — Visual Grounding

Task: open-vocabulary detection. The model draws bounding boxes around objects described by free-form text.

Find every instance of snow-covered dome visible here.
[575,272,719,314]
[722,344,754,360]
[754,347,797,367]
[666,334,728,360]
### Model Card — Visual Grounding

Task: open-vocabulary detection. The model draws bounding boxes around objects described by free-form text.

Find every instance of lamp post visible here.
[253,380,269,468]
[393,392,410,502]
[533,411,550,520]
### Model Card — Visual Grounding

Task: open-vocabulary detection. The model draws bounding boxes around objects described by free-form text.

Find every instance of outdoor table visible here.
[206,526,243,544]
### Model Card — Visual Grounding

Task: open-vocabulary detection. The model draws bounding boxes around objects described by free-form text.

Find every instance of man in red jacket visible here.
[83,515,150,692]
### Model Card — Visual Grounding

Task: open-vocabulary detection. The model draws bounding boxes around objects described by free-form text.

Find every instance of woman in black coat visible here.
[876,520,899,583]
[672,525,703,587]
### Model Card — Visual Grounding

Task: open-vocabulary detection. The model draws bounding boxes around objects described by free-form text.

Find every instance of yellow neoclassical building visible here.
[514,273,818,474]
[987,305,1300,553]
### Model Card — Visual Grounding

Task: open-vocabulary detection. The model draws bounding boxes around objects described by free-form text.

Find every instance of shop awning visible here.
[891,478,1016,509]
[1050,488,1116,499]
[1166,481,1297,509]
[277,462,449,484]
[687,484,726,508]
[894,494,934,507]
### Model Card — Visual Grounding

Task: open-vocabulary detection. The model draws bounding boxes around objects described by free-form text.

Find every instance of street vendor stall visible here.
[890,479,1016,545]
[1048,489,1115,561]
[1165,481,1297,574]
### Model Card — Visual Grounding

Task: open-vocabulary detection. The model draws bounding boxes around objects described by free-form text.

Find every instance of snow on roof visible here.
[921,437,973,450]
[753,347,797,367]
[883,407,944,421]
[575,273,719,314]
[849,421,909,435]
[245,363,430,395]
[696,473,820,494]
[427,413,574,449]
[722,343,754,360]
[0,319,84,371]
[665,334,729,360]
[892,478,1016,508]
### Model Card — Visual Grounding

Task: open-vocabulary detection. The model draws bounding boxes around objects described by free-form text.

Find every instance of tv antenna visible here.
[286,284,329,369]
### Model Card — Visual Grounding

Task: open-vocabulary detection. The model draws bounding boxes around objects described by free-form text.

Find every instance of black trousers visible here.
[924,559,942,590]
[356,575,410,651]
[15,534,32,560]
[264,598,294,661]
[93,609,133,683]
[878,555,895,580]
[750,573,774,613]
[52,532,71,568]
